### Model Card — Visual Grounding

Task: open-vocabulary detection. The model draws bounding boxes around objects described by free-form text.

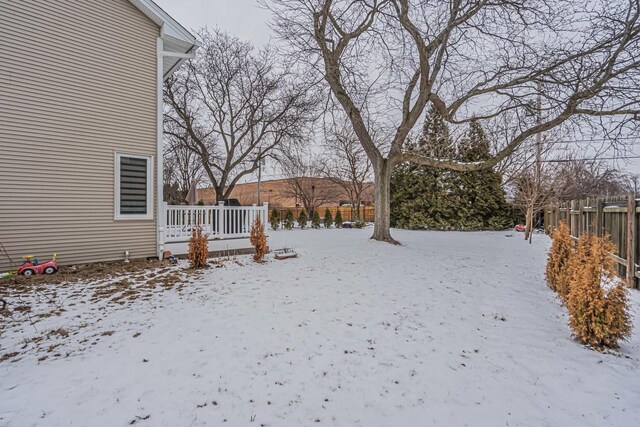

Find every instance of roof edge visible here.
[128,0,197,46]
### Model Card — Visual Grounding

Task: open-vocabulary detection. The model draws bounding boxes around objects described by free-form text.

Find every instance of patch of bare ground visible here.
[0,259,203,362]
[0,258,167,296]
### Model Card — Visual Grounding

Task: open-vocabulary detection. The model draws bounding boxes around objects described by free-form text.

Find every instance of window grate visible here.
[119,156,148,215]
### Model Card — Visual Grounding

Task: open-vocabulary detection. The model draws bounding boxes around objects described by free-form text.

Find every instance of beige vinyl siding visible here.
[0,0,160,270]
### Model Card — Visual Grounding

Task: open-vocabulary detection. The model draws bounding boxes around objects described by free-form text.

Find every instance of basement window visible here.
[115,153,153,220]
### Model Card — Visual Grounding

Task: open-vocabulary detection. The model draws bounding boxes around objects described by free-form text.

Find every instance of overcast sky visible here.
[156,0,639,180]
[155,0,272,46]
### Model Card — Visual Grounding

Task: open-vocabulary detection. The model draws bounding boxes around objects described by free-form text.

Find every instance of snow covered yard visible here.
[1,229,639,427]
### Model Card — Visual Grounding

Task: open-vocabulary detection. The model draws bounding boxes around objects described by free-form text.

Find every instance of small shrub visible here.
[270,208,280,231]
[188,225,208,269]
[352,219,365,229]
[566,234,631,349]
[545,221,573,299]
[298,209,308,229]
[250,216,268,262]
[324,208,333,228]
[284,210,295,230]
[311,210,321,229]
[334,209,343,228]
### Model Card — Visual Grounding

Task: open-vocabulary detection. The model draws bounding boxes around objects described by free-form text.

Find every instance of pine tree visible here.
[334,209,343,228]
[188,226,209,269]
[566,234,631,348]
[298,209,308,229]
[391,106,459,230]
[391,112,512,230]
[455,118,511,229]
[284,209,294,230]
[249,216,267,262]
[270,208,281,231]
[545,221,573,299]
[324,208,333,228]
[311,210,321,228]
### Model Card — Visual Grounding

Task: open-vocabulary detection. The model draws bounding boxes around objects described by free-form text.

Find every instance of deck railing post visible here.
[218,201,225,239]
[263,202,269,233]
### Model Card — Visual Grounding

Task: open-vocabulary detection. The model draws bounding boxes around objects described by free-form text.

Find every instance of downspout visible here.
[156,35,165,260]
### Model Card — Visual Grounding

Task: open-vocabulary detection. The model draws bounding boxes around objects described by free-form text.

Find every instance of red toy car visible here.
[17,254,58,276]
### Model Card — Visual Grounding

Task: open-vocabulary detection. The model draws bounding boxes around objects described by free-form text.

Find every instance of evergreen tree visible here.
[284,209,294,230]
[311,210,321,228]
[334,209,343,228]
[455,118,511,229]
[391,106,460,230]
[297,209,308,229]
[324,208,333,228]
[270,208,281,230]
[391,110,512,230]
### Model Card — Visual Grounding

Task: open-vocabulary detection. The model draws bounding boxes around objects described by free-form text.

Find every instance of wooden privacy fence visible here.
[544,194,639,288]
[270,206,375,223]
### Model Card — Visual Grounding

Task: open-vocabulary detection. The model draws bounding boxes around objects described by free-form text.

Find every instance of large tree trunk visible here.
[215,187,224,204]
[371,159,398,244]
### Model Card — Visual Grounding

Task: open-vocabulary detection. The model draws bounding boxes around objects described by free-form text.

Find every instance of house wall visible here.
[0,0,160,270]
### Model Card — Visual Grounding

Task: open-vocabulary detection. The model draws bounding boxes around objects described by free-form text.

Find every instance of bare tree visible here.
[265,0,640,243]
[554,157,631,200]
[163,138,204,204]
[279,151,338,215]
[322,121,373,219]
[509,137,560,241]
[625,173,640,194]
[512,164,557,242]
[164,28,316,202]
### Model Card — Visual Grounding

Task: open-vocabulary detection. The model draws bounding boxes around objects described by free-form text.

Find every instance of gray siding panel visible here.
[0,0,160,270]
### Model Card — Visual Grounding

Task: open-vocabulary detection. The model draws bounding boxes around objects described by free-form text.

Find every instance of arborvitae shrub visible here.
[311,210,321,229]
[298,209,308,229]
[545,221,573,299]
[249,216,268,262]
[188,225,208,269]
[284,210,295,230]
[566,234,631,349]
[334,209,343,228]
[270,208,280,231]
[324,208,333,228]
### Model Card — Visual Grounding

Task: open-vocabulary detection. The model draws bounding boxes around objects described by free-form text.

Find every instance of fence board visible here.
[545,194,638,288]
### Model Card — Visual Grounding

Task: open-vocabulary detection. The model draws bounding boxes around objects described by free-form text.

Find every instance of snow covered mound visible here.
[1,229,639,426]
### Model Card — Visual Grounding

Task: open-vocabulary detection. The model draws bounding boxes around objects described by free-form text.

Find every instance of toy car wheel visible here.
[21,269,35,276]
[44,266,56,275]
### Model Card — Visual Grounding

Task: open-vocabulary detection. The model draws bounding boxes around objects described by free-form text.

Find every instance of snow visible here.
[1,228,640,426]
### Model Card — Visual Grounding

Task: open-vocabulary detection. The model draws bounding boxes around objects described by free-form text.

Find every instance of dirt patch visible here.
[1,258,167,296]
[0,352,19,362]
[0,258,208,362]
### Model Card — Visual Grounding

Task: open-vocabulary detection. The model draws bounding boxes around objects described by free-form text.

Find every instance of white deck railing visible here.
[164,202,268,242]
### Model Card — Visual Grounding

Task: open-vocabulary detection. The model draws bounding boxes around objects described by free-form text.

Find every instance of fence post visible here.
[627,193,637,288]
[218,201,225,239]
[569,200,575,237]
[595,197,604,237]
[578,199,584,237]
